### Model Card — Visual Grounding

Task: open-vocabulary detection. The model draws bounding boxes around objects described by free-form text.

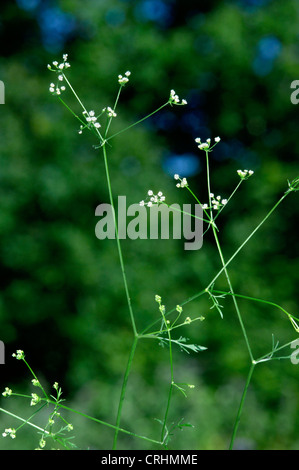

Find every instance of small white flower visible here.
[237,169,254,180]
[169,89,187,105]
[2,428,16,439]
[174,174,180,180]
[107,107,117,117]
[148,190,153,196]
[12,350,24,360]
[118,72,131,85]
[215,136,221,143]
[175,175,188,188]
[2,387,12,397]
[198,142,209,150]
[30,393,41,406]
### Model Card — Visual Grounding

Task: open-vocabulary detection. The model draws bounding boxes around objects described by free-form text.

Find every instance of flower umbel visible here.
[48,54,70,96]
[2,387,12,397]
[2,428,16,439]
[30,393,41,406]
[12,350,24,360]
[195,136,221,151]
[174,174,188,188]
[237,169,254,180]
[118,71,131,86]
[169,89,187,106]
[140,190,165,207]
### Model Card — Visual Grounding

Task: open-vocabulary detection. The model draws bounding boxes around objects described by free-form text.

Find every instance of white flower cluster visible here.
[118,71,131,85]
[79,110,101,134]
[237,169,254,179]
[169,89,187,105]
[12,349,24,360]
[2,387,12,397]
[140,190,165,207]
[174,174,188,188]
[106,106,117,118]
[195,136,221,151]
[202,193,228,211]
[30,393,41,406]
[2,428,16,439]
[48,54,70,96]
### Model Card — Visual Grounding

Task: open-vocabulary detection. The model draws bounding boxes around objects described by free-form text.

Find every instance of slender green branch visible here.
[106,102,169,142]
[205,150,254,361]
[101,143,137,337]
[112,337,138,449]
[229,362,255,450]
[211,290,299,332]
[207,191,288,290]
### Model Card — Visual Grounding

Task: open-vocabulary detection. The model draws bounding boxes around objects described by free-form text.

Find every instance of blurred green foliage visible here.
[0,0,298,450]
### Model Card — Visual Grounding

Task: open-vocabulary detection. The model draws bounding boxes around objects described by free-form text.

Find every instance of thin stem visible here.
[0,407,50,435]
[112,337,138,449]
[101,143,137,337]
[205,151,253,361]
[229,363,255,450]
[104,85,122,138]
[211,290,299,331]
[207,192,288,290]
[159,308,174,443]
[106,102,169,142]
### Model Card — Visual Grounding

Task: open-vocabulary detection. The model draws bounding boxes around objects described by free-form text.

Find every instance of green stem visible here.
[159,308,174,443]
[101,143,137,337]
[106,102,169,142]
[207,192,288,290]
[205,151,253,361]
[229,363,255,450]
[112,337,138,449]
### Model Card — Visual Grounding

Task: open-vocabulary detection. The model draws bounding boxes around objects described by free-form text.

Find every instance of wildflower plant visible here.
[1,54,299,450]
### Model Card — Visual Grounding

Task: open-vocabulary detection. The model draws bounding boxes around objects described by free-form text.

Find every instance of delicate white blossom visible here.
[106,106,117,118]
[2,387,12,397]
[30,393,41,406]
[140,191,165,206]
[118,71,131,86]
[174,174,188,188]
[169,89,187,105]
[2,428,16,439]
[237,169,254,179]
[195,136,221,151]
[12,350,24,360]
[47,54,70,95]
[80,110,102,133]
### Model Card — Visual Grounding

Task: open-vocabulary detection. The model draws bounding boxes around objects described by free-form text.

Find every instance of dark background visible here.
[0,0,298,450]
